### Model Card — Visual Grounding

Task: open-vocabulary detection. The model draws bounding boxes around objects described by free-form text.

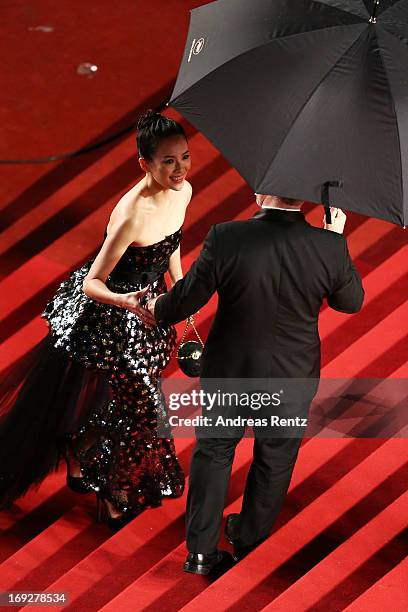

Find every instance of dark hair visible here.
[136,110,187,161]
[280,196,301,205]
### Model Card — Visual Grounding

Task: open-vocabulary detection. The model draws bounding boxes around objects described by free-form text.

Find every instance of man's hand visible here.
[323,207,347,234]
[116,287,156,327]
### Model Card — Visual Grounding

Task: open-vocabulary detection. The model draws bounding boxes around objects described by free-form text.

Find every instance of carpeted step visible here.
[343,557,408,611]
[17,440,251,612]
[178,439,407,612]
[97,437,355,611]
[322,300,408,377]
[260,492,408,611]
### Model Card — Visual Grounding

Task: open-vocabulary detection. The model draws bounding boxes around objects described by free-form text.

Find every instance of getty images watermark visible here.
[157,378,408,439]
[167,388,308,429]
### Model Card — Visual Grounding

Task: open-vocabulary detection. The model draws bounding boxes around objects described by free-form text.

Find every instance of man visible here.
[146,195,364,575]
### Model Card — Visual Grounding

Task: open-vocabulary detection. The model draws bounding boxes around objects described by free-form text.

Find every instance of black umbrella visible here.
[170,0,408,227]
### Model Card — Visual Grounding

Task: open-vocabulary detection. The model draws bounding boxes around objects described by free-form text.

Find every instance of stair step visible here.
[20,441,252,611]
[343,557,408,611]
[261,491,408,611]
[178,439,407,611]
[98,438,356,611]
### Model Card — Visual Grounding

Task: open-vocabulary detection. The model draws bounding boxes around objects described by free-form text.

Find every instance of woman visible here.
[0,110,191,527]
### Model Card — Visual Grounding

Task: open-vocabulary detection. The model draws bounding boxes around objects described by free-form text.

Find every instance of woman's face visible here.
[142,135,191,191]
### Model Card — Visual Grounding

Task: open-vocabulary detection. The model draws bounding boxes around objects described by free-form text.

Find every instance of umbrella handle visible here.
[369,0,380,23]
[322,181,342,225]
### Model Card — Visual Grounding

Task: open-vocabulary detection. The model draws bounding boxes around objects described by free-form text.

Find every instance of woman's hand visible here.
[116,287,156,327]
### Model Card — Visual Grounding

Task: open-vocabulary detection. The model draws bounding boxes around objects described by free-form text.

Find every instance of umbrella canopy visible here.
[170,0,408,226]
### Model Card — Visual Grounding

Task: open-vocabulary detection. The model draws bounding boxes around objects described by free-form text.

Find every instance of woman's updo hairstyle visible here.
[137,110,187,161]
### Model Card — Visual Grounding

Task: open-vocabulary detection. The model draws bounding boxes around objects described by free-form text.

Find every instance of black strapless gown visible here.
[0,229,185,513]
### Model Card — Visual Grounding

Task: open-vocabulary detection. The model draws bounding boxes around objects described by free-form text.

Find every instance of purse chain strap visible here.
[177,315,204,357]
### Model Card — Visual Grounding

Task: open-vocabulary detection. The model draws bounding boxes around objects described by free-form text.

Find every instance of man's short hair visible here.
[280,196,301,205]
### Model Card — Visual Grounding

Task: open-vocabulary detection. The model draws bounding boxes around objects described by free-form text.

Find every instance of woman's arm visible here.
[168,245,183,286]
[83,218,136,305]
[83,219,155,326]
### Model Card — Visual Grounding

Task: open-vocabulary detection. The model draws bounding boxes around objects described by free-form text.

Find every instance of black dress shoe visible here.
[231,545,253,562]
[225,514,257,562]
[225,513,240,545]
[183,550,232,575]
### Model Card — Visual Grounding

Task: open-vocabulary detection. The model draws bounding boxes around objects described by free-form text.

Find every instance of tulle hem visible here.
[0,335,110,508]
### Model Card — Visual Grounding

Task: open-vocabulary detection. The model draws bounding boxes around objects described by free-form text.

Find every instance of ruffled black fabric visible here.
[0,336,110,508]
[0,227,185,511]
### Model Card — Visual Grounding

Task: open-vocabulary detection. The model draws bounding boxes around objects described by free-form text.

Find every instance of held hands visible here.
[117,284,200,329]
[323,207,347,234]
[143,299,199,325]
[116,287,156,327]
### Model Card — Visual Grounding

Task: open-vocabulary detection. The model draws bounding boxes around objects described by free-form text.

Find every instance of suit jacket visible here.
[155,209,364,379]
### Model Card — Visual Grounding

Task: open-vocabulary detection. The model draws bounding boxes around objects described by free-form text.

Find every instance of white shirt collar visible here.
[261,205,302,212]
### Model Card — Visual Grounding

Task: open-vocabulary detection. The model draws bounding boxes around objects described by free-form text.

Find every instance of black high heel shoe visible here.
[96,495,138,531]
[66,472,92,495]
[59,442,92,495]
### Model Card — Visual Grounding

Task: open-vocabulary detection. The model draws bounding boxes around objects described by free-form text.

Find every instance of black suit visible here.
[155,209,364,554]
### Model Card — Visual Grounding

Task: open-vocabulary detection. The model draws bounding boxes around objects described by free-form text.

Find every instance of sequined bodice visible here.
[43,225,184,373]
[108,228,183,282]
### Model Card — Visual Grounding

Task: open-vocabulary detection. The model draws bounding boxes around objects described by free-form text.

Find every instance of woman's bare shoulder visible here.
[108,184,145,229]
[179,180,193,207]
[183,180,193,197]
[105,211,141,246]
[119,182,145,211]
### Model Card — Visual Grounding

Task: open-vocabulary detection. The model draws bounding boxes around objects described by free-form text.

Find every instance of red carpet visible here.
[0,2,407,610]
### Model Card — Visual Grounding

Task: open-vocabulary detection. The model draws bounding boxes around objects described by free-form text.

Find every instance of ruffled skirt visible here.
[0,262,184,511]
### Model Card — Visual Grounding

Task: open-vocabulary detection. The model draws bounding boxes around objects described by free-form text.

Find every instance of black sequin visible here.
[42,228,185,514]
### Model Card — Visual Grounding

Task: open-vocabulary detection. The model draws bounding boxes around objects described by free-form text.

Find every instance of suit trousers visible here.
[185,400,310,554]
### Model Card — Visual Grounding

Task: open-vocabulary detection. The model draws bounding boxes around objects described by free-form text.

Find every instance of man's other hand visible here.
[323,207,347,234]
